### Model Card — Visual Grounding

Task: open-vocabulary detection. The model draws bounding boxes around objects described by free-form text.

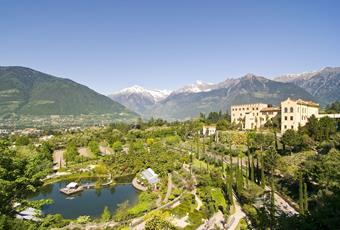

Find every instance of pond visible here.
[29,181,139,219]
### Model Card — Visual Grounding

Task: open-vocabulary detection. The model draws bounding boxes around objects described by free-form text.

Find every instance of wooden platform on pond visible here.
[60,186,84,195]
[59,181,113,195]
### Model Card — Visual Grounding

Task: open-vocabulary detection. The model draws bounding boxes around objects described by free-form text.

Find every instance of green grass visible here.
[127,192,158,216]
[210,187,227,211]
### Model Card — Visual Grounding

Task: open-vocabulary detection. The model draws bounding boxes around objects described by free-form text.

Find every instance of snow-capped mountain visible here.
[110,67,339,120]
[113,85,171,102]
[171,81,216,95]
[109,85,171,115]
[275,67,340,104]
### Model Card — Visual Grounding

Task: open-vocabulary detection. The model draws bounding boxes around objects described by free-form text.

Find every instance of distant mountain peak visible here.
[172,80,215,95]
[112,85,171,102]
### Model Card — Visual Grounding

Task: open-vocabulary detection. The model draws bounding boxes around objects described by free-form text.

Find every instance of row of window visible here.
[284,106,308,113]
[232,107,259,111]
[284,116,294,121]
[283,125,294,130]
[284,107,294,113]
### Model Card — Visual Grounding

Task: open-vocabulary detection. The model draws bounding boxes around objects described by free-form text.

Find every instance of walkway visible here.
[163,173,173,203]
[132,177,147,191]
[197,210,225,230]
[225,194,246,230]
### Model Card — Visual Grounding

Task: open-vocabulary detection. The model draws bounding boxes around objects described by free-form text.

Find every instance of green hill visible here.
[0,66,138,120]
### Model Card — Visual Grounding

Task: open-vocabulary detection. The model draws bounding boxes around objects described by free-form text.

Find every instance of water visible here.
[30,181,139,219]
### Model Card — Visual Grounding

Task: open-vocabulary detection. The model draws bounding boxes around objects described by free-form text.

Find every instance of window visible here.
[247,107,249,110]
[285,116,288,121]
[290,107,294,113]
[243,108,245,110]
[291,125,294,129]
[284,125,287,129]
[290,116,293,121]
[284,107,288,113]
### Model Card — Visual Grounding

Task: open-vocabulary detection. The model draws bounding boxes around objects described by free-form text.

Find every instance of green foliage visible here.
[38,214,70,229]
[281,129,304,153]
[145,216,176,230]
[0,141,52,215]
[15,136,30,146]
[76,215,91,224]
[64,142,79,162]
[304,115,337,142]
[325,101,340,113]
[114,192,158,221]
[0,66,138,119]
[88,140,100,156]
[101,206,111,222]
[0,215,36,230]
[299,173,305,215]
[112,141,123,152]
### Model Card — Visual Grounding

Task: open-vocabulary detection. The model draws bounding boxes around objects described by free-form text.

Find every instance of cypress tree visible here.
[228,167,234,206]
[247,153,251,180]
[261,155,266,189]
[299,173,304,215]
[202,135,206,154]
[196,132,200,159]
[304,182,308,213]
[251,155,255,182]
[256,156,260,184]
[270,179,275,229]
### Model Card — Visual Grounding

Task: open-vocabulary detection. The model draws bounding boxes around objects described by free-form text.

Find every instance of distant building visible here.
[231,98,339,133]
[281,98,319,132]
[231,103,279,130]
[0,129,9,135]
[202,125,216,136]
[141,168,160,185]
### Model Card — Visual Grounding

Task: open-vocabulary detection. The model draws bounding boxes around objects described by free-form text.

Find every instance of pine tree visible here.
[299,173,304,215]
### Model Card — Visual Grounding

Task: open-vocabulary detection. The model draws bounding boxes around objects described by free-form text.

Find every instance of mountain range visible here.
[0,66,138,121]
[275,67,340,105]
[111,67,340,120]
[1,66,338,123]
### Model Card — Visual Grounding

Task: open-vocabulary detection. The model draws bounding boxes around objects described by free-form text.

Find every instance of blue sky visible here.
[1,0,340,94]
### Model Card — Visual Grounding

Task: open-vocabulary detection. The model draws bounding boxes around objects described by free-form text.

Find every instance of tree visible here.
[0,141,52,215]
[304,182,308,213]
[270,179,276,229]
[145,216,176,230]
[260,153,266,189]
[319,117,336,141]
[112,141,123,153]
[64,142,79,162]
[15,136,30,146]
[325,101,340,113]
[88,140,100,156]
[281,129,303,153]
[101,206,111,222]
[299,173,304,215]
